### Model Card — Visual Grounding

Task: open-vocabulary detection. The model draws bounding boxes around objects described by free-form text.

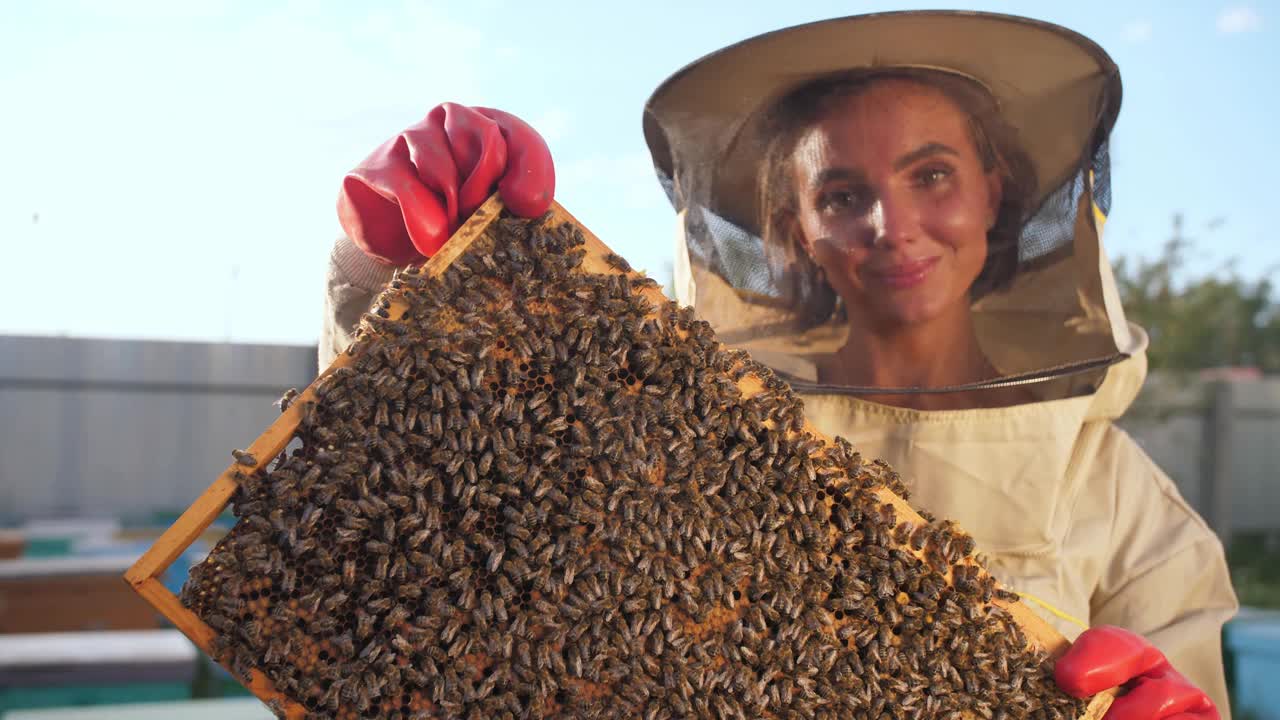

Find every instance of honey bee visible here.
[231,449,257,467]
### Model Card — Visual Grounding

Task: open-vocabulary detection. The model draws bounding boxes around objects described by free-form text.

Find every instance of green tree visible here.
[1113,214,1280,373]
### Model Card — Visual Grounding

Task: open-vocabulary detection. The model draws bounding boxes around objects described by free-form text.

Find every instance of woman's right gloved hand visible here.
[337,103,555,266]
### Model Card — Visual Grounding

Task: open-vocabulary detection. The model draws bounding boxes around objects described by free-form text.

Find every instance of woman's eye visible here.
[818,190,860,212]
[916,166,953,186]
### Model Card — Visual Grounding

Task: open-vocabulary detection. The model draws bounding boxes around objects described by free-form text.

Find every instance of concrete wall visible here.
[1119,374,1280,537]
[2,334,1276,538]
[0,336,316,519]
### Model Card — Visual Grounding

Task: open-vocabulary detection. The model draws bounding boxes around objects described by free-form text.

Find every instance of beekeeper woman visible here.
[321,11,1236,719]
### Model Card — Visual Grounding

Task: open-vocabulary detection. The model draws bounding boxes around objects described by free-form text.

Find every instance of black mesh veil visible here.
[666,136,1113,308]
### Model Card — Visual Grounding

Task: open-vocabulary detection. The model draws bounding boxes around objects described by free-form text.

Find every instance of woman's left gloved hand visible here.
[1055,626,1219,720]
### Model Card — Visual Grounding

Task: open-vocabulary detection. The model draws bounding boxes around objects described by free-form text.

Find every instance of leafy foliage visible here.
[1113,215,1280,372]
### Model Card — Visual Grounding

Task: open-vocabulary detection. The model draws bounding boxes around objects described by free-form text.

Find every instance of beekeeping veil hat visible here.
[643,11,1132,397]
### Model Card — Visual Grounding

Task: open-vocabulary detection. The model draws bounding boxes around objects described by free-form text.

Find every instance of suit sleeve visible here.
[319,235,397,368]
[1089,425,1239,718]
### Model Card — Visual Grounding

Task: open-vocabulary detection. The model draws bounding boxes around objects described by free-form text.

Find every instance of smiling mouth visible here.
[866,257,940,289]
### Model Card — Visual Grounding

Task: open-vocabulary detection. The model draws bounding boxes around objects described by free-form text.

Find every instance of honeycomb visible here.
[181,211,1090,719]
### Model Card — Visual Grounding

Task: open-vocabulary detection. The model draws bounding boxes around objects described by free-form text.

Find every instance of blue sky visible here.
[1,1,1276,345]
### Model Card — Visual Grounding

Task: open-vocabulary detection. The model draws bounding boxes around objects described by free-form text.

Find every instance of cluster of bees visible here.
[182,213,1088,719]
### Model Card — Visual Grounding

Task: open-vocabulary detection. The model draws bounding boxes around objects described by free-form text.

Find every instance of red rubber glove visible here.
[337,103,555,265]
[1055,626,1219,720]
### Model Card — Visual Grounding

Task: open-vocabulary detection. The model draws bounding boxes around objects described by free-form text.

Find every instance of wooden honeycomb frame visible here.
[125,195,1114,719]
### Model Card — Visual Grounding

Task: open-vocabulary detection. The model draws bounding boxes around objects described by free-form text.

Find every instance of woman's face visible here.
[789,79,1002,331]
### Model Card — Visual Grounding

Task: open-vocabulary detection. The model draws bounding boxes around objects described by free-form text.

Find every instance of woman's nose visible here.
[866,194,920,248]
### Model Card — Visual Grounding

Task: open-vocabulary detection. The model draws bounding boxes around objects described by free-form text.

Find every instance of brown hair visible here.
[757,67,1038,326]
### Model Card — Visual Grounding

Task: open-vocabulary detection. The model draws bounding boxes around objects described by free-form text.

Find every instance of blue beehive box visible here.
[1225,609,1280,720]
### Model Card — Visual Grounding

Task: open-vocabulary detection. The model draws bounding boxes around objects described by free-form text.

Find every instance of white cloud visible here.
[1218,5,1262,34]
[558,151,664,212]
[1123,19,1153,43]
[530,108,573,144]
[0,3,513,344]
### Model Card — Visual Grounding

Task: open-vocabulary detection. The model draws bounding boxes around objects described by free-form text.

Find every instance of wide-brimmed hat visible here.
[643,10,1122,239]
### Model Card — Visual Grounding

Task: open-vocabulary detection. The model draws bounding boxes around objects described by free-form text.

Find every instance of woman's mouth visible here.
[866,257,940,289]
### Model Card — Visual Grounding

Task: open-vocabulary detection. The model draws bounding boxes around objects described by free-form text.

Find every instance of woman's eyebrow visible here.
[812,167,865,189]
[811,142,960,189]
[893,142,958,171]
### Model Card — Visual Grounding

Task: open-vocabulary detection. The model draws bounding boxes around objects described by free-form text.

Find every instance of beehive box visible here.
[126,197,1114,719]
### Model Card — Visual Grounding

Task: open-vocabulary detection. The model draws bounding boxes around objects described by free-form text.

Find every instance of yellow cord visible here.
[1013,589,1089,630]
